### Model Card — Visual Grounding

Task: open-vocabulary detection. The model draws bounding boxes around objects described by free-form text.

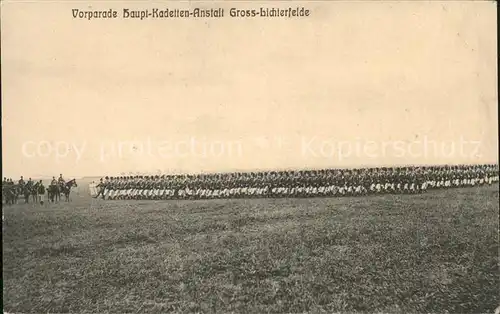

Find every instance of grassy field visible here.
[3,185,499,313]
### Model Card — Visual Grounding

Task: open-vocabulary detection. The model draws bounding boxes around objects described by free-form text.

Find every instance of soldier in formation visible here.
[95,164,499,200]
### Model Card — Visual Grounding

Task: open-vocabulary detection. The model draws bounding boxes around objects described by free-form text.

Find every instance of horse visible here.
[31,182,40,204]
[15,184,26,204]
[8,184,20,205]
[23,185,32,204]
[48,184,60,203]
[61,179,78,202]
[2,185,16,206]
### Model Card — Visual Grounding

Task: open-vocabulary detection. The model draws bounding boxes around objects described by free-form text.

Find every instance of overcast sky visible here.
[2,1,497,178]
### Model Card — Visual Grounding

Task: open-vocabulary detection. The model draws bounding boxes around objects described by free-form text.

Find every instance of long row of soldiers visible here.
[92,164,499,200]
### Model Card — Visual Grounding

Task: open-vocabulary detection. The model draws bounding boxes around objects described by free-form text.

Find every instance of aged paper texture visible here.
[2,1,498,313]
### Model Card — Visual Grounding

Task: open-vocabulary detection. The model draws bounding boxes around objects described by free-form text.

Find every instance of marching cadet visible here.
[112,176,121,200]
[143,176,150,199]
[112,176,120,200]
[152,176,160,200]
[134,176,143,200]
[151,176,159,199]
[119,176,126,199]
[94,178,105,199]
[109,177,118,199]
[156,176,164,199]
[144,176,151,199]
[106,177,115,200]
[132,175,141,199]
[18,176,25,187]
[122,176,130,199]
[144,176,152,199]
[121,176,129,199]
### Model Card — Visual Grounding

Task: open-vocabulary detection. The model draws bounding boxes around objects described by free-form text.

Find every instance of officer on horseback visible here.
[58,174,65,185]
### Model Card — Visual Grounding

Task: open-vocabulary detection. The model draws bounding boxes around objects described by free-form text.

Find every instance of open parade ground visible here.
[3,183,498,313]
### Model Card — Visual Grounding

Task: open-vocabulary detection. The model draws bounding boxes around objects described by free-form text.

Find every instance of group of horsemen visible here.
[2,174,76,205]
[93,164,499,200]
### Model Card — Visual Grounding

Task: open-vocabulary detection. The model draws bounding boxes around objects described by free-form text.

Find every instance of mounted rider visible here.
[58,174,65,186]
[18,176,25,187]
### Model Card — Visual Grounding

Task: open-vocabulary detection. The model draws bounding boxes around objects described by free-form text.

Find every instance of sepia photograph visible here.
[2,1,498,313]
